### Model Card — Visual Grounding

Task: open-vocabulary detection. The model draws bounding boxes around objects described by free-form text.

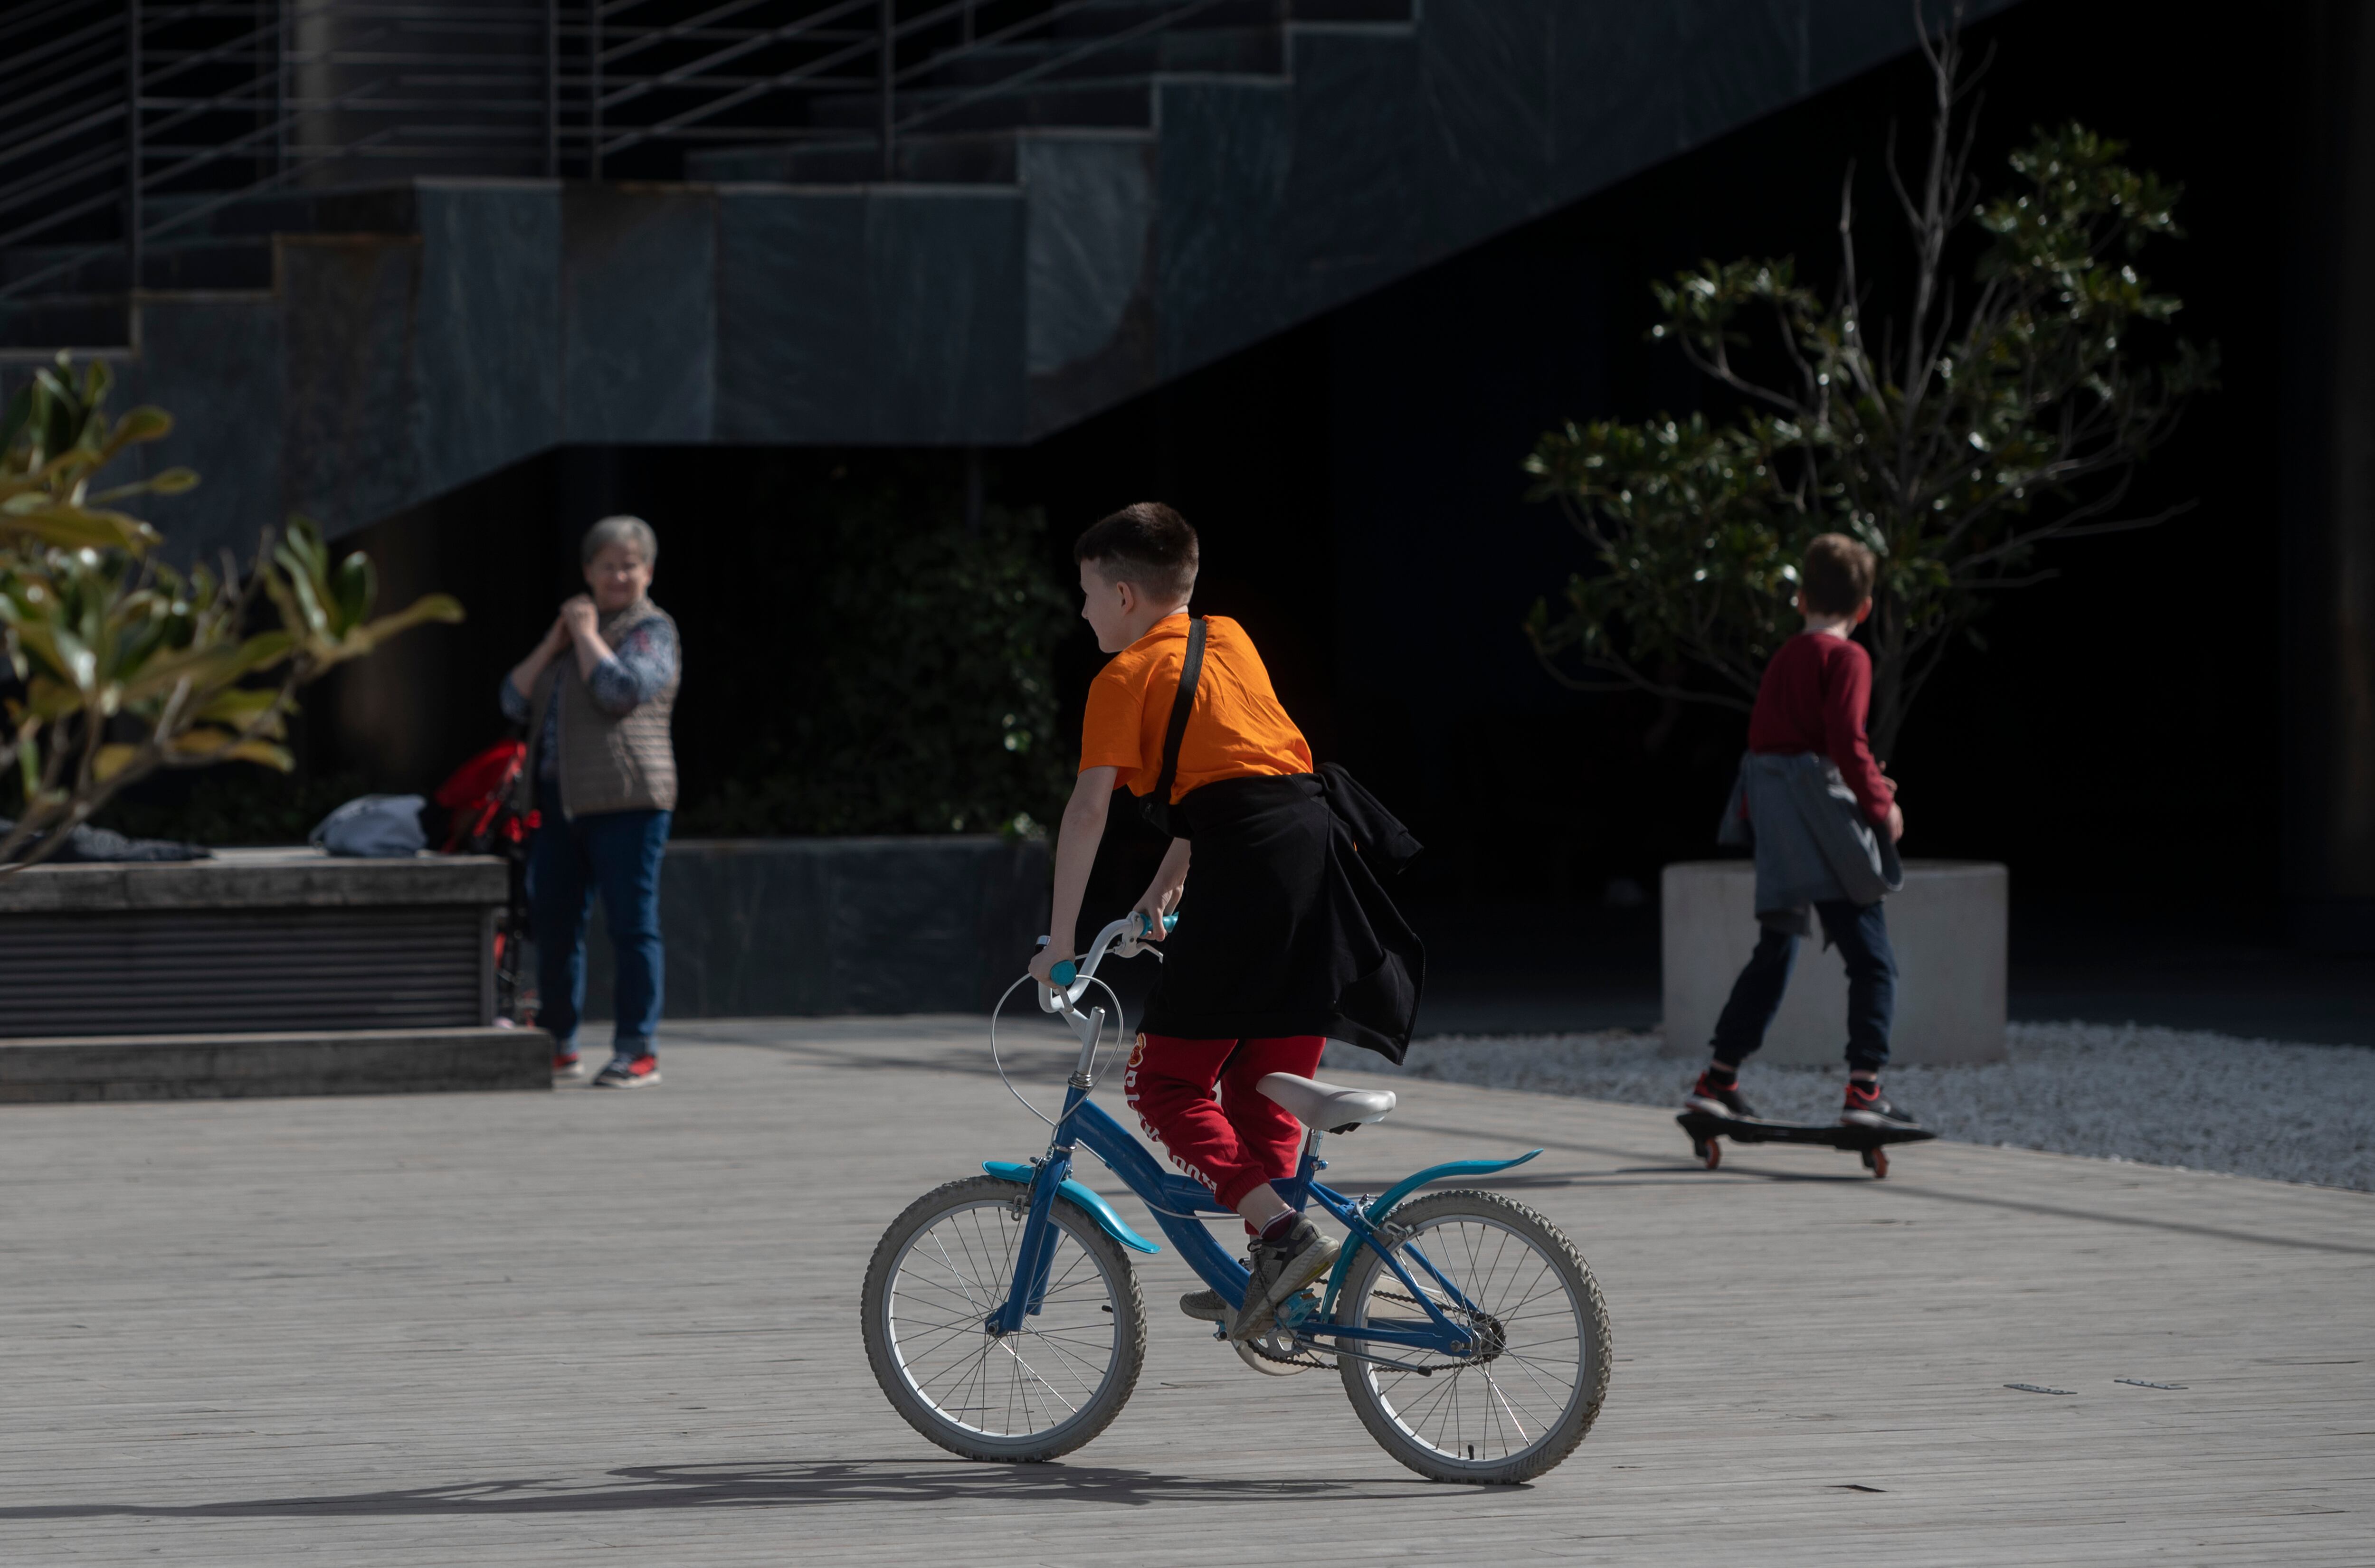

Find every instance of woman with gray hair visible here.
[500,515,682,1088]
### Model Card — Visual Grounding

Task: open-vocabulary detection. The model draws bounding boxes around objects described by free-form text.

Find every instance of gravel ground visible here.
[1321,1021,2375,1193]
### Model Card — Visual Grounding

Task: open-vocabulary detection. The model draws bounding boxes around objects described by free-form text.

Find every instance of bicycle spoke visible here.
[996,1335,1082,1416]
[1351,1210,1592,1469]
[1495,1345,1580,1409]
[882,1198,1128,1441]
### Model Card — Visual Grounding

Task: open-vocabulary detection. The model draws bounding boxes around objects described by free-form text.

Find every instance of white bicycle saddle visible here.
[1257,1072,1397,1134]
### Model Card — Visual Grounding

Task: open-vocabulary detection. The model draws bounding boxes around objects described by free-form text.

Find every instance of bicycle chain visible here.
[1247,1224,1426,1370]
[1243,1285,1443,1369]
[1243,1320,1336,1370]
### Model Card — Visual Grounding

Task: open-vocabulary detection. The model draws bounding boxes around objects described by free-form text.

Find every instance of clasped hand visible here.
[535,595,600,659]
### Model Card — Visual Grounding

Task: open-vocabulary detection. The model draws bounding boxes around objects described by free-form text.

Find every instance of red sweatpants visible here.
[1122,1032,1325,1215]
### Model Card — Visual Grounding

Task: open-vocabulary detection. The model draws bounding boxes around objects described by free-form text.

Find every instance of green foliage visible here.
[678,475,1072,839]
[0,352,462,871]
[1524,409,1812,701]
[1523,26,2216,759]
[98,767,369,848]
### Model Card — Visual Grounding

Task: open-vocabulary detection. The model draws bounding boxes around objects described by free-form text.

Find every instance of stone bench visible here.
[0,847,547,1101]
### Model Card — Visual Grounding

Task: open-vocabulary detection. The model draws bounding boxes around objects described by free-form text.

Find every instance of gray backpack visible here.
[310,794,428,858]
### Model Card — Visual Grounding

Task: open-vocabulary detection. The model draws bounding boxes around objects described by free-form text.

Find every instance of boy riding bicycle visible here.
[1027,503,1422,1343]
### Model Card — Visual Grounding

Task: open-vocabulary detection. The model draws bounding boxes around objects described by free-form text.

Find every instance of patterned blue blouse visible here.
[499,617,680,782]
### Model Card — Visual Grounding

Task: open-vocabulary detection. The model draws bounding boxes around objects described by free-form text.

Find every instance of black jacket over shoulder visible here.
[1137,772,1424,1063]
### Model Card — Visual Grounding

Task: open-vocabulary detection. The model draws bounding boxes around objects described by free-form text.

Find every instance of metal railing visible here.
[0,0,1239,333]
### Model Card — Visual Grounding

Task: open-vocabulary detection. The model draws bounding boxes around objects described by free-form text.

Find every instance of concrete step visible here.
[0,1027,553,1103]
[1,237,274,293]
[0,296,130,350]
[917,25,1285,89]
[814,77,1162,134]
[689,126,1151,185]
[1050,0,1415,38]
[693,132,1019,185]
[134,185,422,242]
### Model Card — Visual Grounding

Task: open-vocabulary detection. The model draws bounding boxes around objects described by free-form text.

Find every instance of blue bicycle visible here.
[862,916,1612,1483]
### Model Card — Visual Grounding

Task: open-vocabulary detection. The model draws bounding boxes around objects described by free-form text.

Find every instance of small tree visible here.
[0,355,461,872]
[1521,12,2216,760]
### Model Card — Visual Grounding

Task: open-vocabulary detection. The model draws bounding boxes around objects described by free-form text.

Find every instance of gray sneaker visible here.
[1229,1219,1339,1342]
[1179,1287,1229,1323]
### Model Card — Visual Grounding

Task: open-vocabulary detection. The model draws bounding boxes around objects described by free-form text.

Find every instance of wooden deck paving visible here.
[1,1015,2367,1565]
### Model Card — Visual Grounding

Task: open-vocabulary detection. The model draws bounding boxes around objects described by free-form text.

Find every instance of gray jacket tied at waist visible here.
[1718,751,1903,933]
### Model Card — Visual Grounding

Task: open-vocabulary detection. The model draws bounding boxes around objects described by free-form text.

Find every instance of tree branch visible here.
[1527,636,1757,712]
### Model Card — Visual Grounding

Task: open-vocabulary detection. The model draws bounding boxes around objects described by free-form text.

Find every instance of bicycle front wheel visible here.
[862,1175,1146,1462]
[1334,1190,1610,1483]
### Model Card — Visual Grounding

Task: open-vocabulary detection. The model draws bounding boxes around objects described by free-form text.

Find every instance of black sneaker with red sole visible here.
[1684,1070,1761,1121]
[591,1054,661,1089]
[1841,1084,1919,1128]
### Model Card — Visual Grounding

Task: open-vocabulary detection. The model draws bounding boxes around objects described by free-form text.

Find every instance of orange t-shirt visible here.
[1079,614,1312,803]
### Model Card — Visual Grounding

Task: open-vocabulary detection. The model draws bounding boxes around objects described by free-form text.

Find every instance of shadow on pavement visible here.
[0,1459,1451,1520]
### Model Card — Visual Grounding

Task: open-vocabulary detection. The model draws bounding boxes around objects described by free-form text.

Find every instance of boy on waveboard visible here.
[1685,533,1922,1132]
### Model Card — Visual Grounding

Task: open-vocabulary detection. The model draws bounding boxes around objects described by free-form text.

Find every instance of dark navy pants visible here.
[1709,899,1896,1073]
[529,780,670,1057]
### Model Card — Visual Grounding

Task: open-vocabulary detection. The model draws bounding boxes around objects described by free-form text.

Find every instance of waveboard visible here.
[1676,1107,1936,1178]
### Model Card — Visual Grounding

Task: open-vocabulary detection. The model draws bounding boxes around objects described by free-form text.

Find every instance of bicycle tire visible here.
[1334,1190,1611,1484]
[863,1175,1147,1463]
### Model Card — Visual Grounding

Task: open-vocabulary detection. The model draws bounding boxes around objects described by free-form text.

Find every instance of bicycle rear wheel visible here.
[863,1175,1146,1462]
[1334,1190,1610,1483]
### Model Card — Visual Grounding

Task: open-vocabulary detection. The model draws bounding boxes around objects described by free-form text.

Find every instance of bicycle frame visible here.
[986,922,1540,1367]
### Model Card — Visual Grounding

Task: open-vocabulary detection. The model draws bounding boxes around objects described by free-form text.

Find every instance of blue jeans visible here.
[529,781,669,1057]
[1709,899,1896,1073]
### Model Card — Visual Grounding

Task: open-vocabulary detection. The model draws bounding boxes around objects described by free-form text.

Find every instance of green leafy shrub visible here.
[677,471,1072,839]
[98,767,369,847]
[0,355,458,870]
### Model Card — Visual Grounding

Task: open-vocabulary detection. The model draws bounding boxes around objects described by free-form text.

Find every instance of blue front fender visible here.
[983,1161,1161,1255]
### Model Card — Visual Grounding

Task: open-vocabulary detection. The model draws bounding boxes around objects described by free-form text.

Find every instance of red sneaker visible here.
[591,1054,661,1089]
[553,1052,587,1080]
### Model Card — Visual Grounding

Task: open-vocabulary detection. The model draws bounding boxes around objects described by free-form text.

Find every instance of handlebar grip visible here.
[1163,912,1179,933]
[1051,959,1077,987]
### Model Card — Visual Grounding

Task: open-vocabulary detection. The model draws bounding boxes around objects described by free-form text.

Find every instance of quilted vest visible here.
[520,599,680,818]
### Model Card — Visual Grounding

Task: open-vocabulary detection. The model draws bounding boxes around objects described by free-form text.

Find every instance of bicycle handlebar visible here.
[1043,911,1175,1010]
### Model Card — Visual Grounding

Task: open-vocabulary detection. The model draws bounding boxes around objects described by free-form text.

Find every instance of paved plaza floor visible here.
[3,1016,2369,1565]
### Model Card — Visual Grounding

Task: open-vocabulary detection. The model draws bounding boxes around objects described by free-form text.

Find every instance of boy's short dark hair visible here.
[1801,532,1878,615]
[1074,502,1198,603]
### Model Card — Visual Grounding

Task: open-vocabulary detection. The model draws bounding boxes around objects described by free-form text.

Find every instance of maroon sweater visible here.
[1747,632,1895,825]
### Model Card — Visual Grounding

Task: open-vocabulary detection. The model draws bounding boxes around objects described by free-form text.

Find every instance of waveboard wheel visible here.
[1863,1148,1888,1179]
[1700,1140,1721,1171]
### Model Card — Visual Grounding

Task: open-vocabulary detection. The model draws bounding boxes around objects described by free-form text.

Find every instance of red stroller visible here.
[433,739,539,1025]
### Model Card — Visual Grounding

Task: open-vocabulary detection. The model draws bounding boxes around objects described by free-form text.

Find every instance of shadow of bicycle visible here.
[0,1457,1451,1521]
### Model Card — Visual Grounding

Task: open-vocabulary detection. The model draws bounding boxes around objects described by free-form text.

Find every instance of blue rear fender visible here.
[1319,1149,1542,1319]
[983,1161,1161,1255]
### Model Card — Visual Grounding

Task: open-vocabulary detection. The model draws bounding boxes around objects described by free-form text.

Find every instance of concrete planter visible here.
[581,835,1051,1020]
[1660,859,2008,1066]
